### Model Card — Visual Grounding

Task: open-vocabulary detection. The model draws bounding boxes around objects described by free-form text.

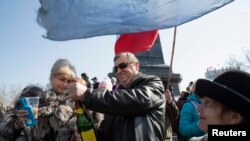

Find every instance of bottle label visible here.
[20,98,37,127]
[23,105,37,126]
[81,129,97,141]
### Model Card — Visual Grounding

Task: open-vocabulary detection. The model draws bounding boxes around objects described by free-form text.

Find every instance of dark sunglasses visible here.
[113,62,134,73]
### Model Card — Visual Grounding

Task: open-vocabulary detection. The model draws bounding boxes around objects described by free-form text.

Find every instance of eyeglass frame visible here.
[55,75,76,84]
[113,62,135,73]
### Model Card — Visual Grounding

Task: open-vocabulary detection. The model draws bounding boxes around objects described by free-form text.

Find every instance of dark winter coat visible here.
[84,73,166,141]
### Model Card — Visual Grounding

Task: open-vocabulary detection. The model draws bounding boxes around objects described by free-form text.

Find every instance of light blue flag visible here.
[37,0,234,41]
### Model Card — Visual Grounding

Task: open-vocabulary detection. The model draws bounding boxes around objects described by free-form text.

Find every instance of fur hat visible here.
[195,70,250,118]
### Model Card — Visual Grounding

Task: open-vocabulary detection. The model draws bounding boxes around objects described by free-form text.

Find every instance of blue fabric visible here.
[37,0,234,41]
[179,94,205,140]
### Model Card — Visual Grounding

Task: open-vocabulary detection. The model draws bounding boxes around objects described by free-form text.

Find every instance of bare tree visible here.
[225,48,250,73]
[0,94,5,118]
[0,84,22,114]
[241,48,250,71]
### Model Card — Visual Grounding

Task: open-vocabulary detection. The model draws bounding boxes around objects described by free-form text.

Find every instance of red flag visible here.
[115,30,158,54]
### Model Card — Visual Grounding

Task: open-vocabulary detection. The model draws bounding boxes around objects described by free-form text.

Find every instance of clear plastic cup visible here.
[23,97,40,119]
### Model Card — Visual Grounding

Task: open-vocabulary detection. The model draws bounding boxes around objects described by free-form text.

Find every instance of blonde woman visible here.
[0,58,80,141]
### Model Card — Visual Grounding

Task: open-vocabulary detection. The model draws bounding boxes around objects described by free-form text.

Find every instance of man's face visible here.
[114,56,139,88]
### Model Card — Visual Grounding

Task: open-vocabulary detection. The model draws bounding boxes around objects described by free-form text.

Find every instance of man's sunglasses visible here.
[113,62,134,73]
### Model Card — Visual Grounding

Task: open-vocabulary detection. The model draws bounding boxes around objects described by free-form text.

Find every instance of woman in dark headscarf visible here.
[0,85,44,141]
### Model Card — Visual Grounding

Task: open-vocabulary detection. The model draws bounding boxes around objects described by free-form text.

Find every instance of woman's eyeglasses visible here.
[57,77,75,84]
[113,62,134,73]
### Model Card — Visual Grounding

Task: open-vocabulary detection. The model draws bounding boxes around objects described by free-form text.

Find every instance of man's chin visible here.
[120,80,129,87]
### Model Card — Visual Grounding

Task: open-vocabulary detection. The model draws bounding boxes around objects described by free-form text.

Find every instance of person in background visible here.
[189,70,250,141]
[0,58,80,141]
[98,77,113,91]
[175,91,190,141]
[164,89,179,141]
[186,87,191,93]
[188,82,193,89]
[81,72,91,88]
[110,77,119,90]
[91,77,100,89]
[177,91,190,110]
[186,81,193,93]
[168,85,176,102]
[179,81,205,140]
[0,85,44,141]
[89,77,112,129]
[67,52,166,141]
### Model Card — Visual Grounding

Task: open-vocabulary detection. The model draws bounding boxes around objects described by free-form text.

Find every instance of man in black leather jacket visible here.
[68,52,166,141]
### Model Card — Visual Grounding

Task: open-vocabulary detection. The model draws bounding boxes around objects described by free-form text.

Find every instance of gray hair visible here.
[114,52,138,62]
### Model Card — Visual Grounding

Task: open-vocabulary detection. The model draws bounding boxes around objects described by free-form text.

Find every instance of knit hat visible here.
[195,70,250,118]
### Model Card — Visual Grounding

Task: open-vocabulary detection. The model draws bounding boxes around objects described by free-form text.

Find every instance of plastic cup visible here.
[24,97,39,119]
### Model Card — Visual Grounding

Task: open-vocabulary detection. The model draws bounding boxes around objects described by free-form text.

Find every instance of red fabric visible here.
[115,30,158,54]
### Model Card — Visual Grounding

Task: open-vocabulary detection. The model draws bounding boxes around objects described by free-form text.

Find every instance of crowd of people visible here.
[0,52,249,141]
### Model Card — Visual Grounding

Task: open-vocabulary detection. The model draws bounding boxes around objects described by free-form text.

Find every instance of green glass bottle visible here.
[75,101,97,141]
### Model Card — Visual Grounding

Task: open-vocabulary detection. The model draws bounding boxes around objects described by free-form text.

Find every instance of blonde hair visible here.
[50,58,77,81]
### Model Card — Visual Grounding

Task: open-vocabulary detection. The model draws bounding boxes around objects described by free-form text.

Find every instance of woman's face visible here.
[198,96,232,132]
[51,73,75,94]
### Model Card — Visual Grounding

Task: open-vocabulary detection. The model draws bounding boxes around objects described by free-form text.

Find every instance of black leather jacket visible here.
[84,73,166,141]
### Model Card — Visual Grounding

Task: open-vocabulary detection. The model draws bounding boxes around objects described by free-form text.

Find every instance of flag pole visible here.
[167,26,177,91]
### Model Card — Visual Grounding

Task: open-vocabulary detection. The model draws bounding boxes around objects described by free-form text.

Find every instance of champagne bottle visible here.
[75,101,97,141]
